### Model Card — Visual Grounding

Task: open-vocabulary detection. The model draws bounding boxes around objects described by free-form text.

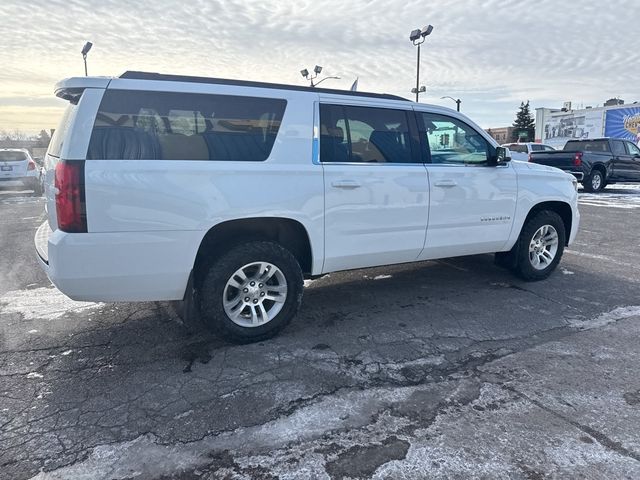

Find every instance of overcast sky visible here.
[1,0,638,134]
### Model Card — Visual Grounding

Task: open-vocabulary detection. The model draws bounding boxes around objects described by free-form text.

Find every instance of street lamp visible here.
[409,25,433,102]
[81,42,93,76]
[300,65,341,87]
[441,96,461,112]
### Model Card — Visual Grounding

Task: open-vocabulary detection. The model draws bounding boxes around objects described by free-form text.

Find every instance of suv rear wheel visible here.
[198,241,303,343]
[513,210,566,281]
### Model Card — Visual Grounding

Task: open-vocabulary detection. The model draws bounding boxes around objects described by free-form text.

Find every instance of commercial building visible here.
[535,101,640,149]
[485,126,515,144]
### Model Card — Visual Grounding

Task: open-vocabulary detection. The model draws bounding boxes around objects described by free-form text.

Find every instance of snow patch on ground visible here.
[561,267,575,275]
[567,305,640,330]
[29,386,414,480]
[373,274,392,280]
[0,287,103,321]
[579,188,640,209]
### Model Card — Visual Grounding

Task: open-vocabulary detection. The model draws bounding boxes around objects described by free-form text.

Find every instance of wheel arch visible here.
[591,163,607,178]
[522,201,572,246]
[193,217,314,286]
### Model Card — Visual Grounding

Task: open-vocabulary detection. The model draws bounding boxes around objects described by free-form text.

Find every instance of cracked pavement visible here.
[1,185,639,479]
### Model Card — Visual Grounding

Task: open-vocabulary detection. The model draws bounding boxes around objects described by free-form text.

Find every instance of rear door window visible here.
[87,90,287,161]
[611,140,627,156]
[319,104,417,163]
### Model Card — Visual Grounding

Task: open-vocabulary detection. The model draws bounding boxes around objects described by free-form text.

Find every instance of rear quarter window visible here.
[48,101,79,158]
[87,90,287,161]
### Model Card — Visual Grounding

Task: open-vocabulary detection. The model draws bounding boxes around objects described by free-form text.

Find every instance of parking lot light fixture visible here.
[81,42,92,76]
[300,65,339,87]
[441,95,462,112]
[409,25,433,102]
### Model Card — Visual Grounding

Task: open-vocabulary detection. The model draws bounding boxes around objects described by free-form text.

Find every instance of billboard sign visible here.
[542,109,604,148]
[605,107,640,147]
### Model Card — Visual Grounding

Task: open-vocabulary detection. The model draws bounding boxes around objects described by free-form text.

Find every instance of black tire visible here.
[197,241,303,343]
[32,178,44,196]
[513,210,566,281]
[583,169,605,193]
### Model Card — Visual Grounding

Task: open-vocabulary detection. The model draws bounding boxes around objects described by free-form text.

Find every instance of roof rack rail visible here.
[119,71,409,102]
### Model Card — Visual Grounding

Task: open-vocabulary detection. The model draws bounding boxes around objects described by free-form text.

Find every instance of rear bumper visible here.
[0,175,38,185]
[35,222,202,302]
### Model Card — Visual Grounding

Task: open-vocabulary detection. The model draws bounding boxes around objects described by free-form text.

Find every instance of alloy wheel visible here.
[222,261,288,327]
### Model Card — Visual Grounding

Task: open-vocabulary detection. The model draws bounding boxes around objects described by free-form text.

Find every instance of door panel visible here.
[610,140,634,180]
[319,102,429,272]
[418,164,517,259]
[323,164,429,272]
[415,111,517,260]
[624,141,640,180]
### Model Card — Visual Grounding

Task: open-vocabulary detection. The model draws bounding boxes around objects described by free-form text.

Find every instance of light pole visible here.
[409,25,433,102]
[300,65,340,87]
[81,42,92,76]
[441,95,461,112]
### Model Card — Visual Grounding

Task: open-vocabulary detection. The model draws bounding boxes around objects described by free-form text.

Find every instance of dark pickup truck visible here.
[529,137,640,192]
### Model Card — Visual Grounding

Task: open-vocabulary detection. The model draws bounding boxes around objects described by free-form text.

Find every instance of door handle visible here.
[331,180,361,189]
[434,180,457,188]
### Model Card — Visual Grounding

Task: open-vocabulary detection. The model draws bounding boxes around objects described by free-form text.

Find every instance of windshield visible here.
[0,151,27,161]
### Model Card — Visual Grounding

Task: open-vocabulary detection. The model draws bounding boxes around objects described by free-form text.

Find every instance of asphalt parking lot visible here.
[1,185,639,480]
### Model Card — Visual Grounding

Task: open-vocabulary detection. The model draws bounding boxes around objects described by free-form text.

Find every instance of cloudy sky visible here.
[1,0,638,134]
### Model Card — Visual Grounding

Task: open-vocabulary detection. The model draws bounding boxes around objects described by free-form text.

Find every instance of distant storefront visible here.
[485,126,515,145]
[535,103,640,149]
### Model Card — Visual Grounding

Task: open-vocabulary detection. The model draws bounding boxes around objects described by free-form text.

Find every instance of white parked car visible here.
[501,142,555,162]
[35,72,579,342]
[0,148,44,195]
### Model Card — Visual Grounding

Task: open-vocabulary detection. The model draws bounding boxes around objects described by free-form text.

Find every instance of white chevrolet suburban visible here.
[35,72,579,343]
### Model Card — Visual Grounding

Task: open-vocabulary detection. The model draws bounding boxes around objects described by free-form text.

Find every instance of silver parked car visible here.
[0,148,44,195]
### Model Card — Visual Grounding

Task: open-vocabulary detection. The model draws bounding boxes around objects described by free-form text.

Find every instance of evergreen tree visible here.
[36,129,51,146]
[511,101,535,142]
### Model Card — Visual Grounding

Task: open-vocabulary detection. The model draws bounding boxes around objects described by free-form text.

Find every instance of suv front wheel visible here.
[513,210,566,281]
[198,241,303,343]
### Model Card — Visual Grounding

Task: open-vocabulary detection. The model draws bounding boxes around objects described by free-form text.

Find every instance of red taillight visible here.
[27,159,36,171]
[55,161,87,233]
[573,152,583,166]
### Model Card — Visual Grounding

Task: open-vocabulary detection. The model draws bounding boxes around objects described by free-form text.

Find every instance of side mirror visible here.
[491,146,511,165]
